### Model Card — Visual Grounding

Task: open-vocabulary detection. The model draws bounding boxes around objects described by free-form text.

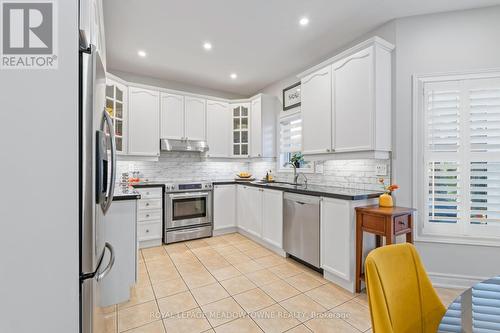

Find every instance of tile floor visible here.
[103,233,463,333]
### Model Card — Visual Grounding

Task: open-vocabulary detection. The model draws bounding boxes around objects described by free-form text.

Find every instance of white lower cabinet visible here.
[320,196,376,292]
[262,189,283,249]
[135,186,163,248]
[100,199,137,306]
[213,185,236,232]
[234,185,283,253]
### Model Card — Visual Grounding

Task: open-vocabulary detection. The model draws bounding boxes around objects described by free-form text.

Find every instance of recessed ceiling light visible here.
[299,17,309,26]
[230,73,237,80]
[203,42,212,50]
[137,50,147,57]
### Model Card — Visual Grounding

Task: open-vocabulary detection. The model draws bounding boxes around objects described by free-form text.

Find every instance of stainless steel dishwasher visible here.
[283,192,321,269]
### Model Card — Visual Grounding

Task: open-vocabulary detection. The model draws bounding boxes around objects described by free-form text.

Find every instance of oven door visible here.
[166,191,212,228]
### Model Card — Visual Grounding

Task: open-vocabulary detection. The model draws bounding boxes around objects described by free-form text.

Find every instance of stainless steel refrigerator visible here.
[79,30,117,333]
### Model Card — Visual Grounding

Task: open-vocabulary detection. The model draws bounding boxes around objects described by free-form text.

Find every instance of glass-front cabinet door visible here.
[105,78,127,154]
[232,103,250,157]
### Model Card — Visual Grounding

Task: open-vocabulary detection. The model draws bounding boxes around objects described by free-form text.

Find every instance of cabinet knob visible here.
[326,148,330,152]
[146,229,150,233]
[146,214,150,218]
[146,203,150,206]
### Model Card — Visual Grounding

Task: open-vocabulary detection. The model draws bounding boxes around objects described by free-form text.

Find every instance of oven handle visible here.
[168,192,210,199]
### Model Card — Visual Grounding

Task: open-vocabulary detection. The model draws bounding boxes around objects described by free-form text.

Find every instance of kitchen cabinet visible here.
[299,37,393,158]
[128,87,160,156]
[105,78,127,154]
[332,45,391,152]
[231,103,250,157]
[213,185,236,232]
[100,199,137,306]
[250,95,277,158]
[237,185,250,231]
[320,196,377,292]
[207,100,231,157]
[262,189,283,249]
[246,186,263,238]
[160,93,184,140]
[184,97,206,141]
[301,66,332,155]
[135,186,163,248]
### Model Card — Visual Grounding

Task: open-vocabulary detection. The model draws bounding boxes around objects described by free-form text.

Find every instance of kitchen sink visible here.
[252,181,307,188]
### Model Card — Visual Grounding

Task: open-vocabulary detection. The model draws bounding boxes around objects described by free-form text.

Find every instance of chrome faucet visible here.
[285,162,299,184]
[297,172,308,186]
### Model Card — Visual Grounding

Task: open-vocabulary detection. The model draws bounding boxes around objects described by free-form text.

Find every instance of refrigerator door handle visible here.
[100,110,116,214]
[80,242,113,281]
[96,242,115,281]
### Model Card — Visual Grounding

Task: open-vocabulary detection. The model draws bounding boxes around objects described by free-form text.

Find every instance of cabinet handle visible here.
[146,203,150,206]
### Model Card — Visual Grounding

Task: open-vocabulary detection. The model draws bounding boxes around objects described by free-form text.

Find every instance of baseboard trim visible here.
[428,272,487,289]
[213,226,237,236]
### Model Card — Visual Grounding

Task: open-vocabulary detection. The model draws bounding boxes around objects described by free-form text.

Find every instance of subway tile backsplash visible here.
[117,153,390,191]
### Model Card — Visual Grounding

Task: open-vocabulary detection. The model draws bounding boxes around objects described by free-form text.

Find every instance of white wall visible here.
[0,1,80,332]
[110,69,245,99]
[393,6,500,286]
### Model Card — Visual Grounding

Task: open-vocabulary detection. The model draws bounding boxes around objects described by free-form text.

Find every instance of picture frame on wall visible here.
[282,82,301,111]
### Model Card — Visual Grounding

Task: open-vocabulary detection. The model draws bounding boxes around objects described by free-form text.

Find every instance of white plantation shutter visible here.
[280,115,302,153]
[421,74,500,240]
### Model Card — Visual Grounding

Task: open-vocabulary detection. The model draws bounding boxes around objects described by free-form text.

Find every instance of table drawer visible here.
[137,210,162,222]
[138,222,162,240]
[135,187,162,199]
[138,198,162,211]
[361,214,385,233]
[394,215,409,233]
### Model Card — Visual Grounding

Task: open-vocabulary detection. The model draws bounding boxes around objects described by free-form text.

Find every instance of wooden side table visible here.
[355,205,416,292]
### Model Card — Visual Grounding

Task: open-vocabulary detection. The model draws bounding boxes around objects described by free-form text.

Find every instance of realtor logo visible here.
[1,1,57,69]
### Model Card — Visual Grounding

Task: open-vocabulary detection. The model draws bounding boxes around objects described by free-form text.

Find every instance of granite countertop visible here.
[129,182,165,188]
[213,180,383,200]
[113,187,141,201]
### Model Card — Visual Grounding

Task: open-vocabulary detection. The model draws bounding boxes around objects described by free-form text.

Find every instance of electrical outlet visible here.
[375,164,387,176]
[315,161,324,174]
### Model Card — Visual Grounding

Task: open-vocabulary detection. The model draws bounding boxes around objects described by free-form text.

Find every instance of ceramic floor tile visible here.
[215,245,241,257]
[210,265,242,281]
[285,273,324,293]
[163,242,189,255]
[305,313,360,333]
[245,269,281,287]
[305,284,355,310]
[332,299,371,332]
[201,297,246,327]
[117,300,160,332]
[118,284,155,309]
[234,260,265,274]
[260,279,301,302]
[162,307,211,333]
[103,312,116,333]
[243,247,274,259]
[152,277,188,299]
[269,264,303,279]
[250,303,300,333]
[353,292,368,308]
[157,291,198,318]
[148,267,181,284]
[191,282,230,306]
[233,288,276,313]
[220,275,257,295]
[254,255,287,269]
[214,316,264,333]
[142,247,168,261]
[225,253,252,265]
[279,294,326,323]
[286,324,313,333]
[182,271,217,289]
[124,320,166,333]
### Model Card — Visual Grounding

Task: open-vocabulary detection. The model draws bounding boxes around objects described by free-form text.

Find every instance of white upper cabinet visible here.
[105,78,127,154]
[250,98,262,157]
[128,87,160,156]
[184,97,206,141]
[160,93,184,140]
[207,100,231,157]
[299,37,394,158]
[301,66,332,155]
[231,103,250,157]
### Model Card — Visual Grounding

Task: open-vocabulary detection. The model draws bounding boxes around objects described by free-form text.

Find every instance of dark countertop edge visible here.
[113,194,141,201]
[212,181,382,201]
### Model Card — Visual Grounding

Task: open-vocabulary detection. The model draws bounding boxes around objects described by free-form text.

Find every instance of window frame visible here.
[413,69,500,247]
[277,112,315,173]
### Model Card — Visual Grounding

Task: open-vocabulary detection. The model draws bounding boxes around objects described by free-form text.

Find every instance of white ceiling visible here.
[103,0,500,96]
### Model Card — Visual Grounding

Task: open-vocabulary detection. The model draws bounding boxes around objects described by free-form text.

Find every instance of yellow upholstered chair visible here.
[365,243,446,333]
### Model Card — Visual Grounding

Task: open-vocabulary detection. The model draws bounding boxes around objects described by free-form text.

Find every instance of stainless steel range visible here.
[164,181,213,244]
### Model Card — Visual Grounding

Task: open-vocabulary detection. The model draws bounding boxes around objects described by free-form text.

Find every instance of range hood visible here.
[160,139,209,152]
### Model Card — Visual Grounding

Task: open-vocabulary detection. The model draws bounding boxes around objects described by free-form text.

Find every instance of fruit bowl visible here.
[236,173,252,179]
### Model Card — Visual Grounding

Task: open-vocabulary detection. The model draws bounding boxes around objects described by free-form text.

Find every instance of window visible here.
[278,113,313,172]
[414,71,500,244]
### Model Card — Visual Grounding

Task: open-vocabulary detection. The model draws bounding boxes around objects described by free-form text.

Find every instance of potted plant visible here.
[290,152,304,168]
[378,178,399,207]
